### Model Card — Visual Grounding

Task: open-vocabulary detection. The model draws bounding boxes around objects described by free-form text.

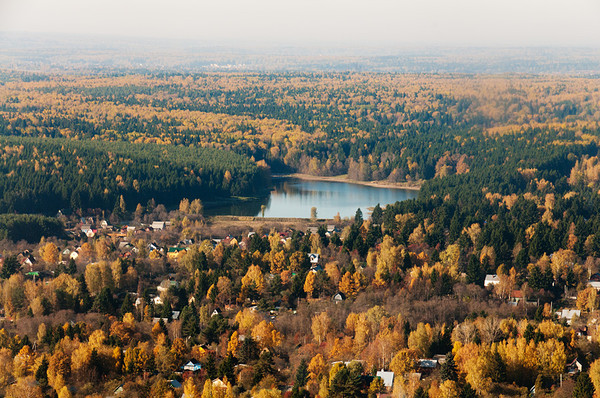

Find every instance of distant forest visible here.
[1,71,600,216]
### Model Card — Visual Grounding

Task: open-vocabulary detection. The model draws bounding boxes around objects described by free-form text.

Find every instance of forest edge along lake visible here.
[204,175,420,219]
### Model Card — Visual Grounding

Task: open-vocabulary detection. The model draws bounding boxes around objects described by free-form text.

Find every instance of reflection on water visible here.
[205,178,419,219]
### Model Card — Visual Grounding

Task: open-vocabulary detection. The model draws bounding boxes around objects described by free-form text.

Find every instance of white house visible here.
[376,370,394,389]
[567,358,583,375]
[151,221,166,230]
[309,253,320,265]
[556,308,581,325]
[588,280,600,290]
[484,274,500,287]
[183,360,202,372]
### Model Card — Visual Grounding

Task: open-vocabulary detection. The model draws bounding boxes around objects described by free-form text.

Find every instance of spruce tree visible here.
[573,373,594,398]
[440,352,458,382]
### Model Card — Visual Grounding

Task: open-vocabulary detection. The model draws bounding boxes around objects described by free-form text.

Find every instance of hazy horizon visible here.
[2,0,600,48]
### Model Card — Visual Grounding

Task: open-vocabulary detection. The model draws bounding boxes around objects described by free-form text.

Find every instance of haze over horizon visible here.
[1,0,600,49]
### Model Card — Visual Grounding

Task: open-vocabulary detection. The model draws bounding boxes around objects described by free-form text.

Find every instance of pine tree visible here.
[573,372,595,398]
[120,294,134,316]
[371,204,382,224]
[180,304,199,338]
[205,353,217,379]
[35,357,49,388]
[440,352,458,382]
[295,359,309,388]
[460,383,477,398]
[355,208,363,224]
[219,353,236,382]
[489,351,506,382]
[414,386,428,398]
[1,255,20,279]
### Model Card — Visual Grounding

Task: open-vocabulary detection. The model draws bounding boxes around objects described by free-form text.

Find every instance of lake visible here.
[206,177,419,219]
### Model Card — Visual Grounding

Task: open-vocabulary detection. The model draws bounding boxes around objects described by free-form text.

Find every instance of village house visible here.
[567,358,583,375]
[556,308,581,325]
[484,274,500,287]
[588,273,600,290]
[167,247,188,259]
[333,292,346,303]
[151,221,166,230]
[375,370,394,391]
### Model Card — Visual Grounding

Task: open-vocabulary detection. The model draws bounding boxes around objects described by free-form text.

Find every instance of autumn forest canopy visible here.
[2,71,600,215]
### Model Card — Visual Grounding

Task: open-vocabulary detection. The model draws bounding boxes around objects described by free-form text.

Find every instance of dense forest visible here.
[1,71,600,397]
[0,135,269,214]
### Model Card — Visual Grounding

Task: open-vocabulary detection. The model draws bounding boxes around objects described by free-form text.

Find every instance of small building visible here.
[417,359,438,374]
[310,265,323,273]
[183,360,202,372]
[509,290,524,305]
[113,384,124,395]
[484,274,500,287]
[588,280,600,290]
[333,292,346,303]
[169,380,182,389]
[157,279,179,293]
[168,247,188,259]
[151,221,166,230]
[556,308,581,325]
[567,358,583,375]
[307,227,319,234]
[309,253,320,265]
[375,370,394,390]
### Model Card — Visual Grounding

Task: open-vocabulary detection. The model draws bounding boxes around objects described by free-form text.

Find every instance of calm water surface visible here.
[207,177,418,219]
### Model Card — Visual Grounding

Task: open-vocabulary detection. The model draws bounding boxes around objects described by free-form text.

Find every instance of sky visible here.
[1,0,600,48]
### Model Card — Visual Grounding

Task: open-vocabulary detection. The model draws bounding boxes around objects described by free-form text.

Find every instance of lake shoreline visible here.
[273,173,422,191]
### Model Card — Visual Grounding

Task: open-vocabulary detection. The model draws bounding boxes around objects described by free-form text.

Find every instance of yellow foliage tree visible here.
[389,349,417,375]
[235,308,260,334]
[252,320,282,349]
[40,242,59,265]
[228,331,239,356]
[589,358,600,393]
[47,350,70,392]
[407,323,433,357]
[308,353,328,380]
[576,287,598,311]
[242,265,264,293]
[58,385,73,398]
[311,312,330,345]
[304,272,316,298]
[201,379,213,398]
[5,376,42,398]
[184,377,202,398]
[339,271,356,298]
[13,345,35,377]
